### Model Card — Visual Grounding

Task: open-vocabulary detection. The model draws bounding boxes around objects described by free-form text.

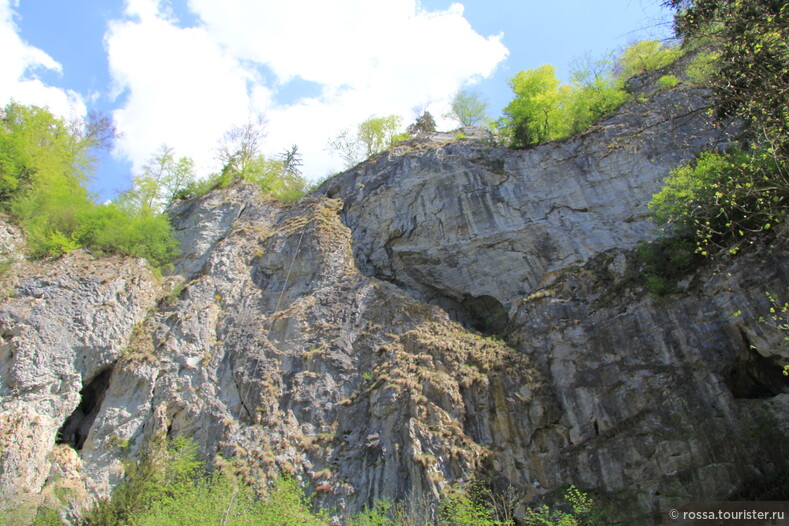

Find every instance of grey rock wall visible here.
[0,84,785,525]
[316,87,734,322]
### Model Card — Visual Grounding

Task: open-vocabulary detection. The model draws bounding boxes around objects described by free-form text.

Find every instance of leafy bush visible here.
[665,0,788,155]
[348,500,394,526]
[439,487,501,526]
[615,40,683,80]
[684,50,720,85]
[82,436,328,526]
[0,103,178,269]
[501,40,682,148]
[524,485,601,526]
[657,74,680,89]
[636,237,701,295]
[328,115,405,168]
[649,148,789,255]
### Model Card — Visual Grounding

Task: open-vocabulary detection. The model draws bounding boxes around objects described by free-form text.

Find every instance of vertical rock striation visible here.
[0,83,787,525]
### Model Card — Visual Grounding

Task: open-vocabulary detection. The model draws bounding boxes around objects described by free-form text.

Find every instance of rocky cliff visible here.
[2,82,788,524]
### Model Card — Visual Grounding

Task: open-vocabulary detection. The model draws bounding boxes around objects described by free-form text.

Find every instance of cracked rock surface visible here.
[1,84,788,525]
[316,87,733,321]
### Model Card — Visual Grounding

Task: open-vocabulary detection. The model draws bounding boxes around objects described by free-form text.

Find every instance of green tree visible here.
[564,54,630,135]
[0,102,177,268]
[358,115,403,157]
[0,102,98,203]
[216,114,268,180]
[524,486,601,526]
[446,89,489,127]
[328,115,404,168]
[126,145,196,213]
[407,111,437,136]
[614,40,682,79]
[502,65,569,147]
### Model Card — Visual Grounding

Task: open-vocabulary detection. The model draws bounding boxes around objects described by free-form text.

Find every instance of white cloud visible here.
[0,0,86,119]
[106,0,508,180]
[106,12,256,176]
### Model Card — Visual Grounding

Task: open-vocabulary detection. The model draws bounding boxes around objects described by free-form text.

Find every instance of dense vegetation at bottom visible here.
[10,436,599,526]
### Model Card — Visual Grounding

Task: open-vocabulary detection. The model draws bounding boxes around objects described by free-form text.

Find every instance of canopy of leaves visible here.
[646,1,789,260]
[446,90,489,127]
[407,111,437,136]
[500,50,635,148]
[172,119,307,203]
[0,102,177,268]
[649,148,788,255]
[664,0,788,155]
[122,144,196,214]
[328,115,404,169]
[614,40,682,79]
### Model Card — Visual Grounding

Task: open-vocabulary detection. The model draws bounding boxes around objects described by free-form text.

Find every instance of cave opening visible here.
[724,333,789,399]
[56,367,113,451]
[461,294,509,335]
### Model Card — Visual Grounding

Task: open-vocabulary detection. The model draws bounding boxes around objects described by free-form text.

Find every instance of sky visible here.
[1,0,675,201]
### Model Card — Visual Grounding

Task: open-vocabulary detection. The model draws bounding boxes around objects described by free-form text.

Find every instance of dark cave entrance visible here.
[461,294,509,335]
[57,367,113,450]
[723,333,789,399]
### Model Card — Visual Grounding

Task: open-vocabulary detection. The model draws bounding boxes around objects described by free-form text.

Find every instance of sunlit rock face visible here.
[316,87,730,319]
[2,81,787,525]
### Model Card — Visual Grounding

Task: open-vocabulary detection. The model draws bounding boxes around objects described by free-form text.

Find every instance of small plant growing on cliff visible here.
[439,485,502,526]
[348,500,394,526]
[649,148,788,256]
[524,485,600,526]
[657,74,680,89]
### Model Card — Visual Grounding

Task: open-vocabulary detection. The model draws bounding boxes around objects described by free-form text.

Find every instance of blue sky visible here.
[1,0,674,200]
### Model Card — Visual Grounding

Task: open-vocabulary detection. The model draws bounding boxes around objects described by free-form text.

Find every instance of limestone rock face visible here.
[0,84,787,525]
[315,88,732,322]
[0,248,159,521]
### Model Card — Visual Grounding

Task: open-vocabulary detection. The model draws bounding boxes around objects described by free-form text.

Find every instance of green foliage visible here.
[358,115,403,158]
[32,507,65,526]
[665,0,789,155]
[649,148,789,255]
[502,65,566,147]
[0,103,177,269]
[524,486,601,526]
[563,54,631,136]
[446,89,489,127]
[348,500,394,526]
[500,40,685,148]
[136,474,327,526]
[614,40,683,80]
[328,115,404,168]
[82,435,203,526]
[657,74,680,89]
[124,145,196,214]
[0,102,95,203]
[759,289,789,345]
[636,237,701,295]
[684,50,720,84]
[439,486,504,526]
[82,435,328,526]
[209,117,307,202]
[406,111,437,136]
